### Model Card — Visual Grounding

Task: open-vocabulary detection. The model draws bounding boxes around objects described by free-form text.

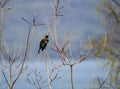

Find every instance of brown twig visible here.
[11,28,31,89]
[1,67,11,89]
[0,0,10,8]
[22,17,46,26]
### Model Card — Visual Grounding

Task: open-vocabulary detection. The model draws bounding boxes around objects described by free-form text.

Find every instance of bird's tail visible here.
[38,48,40,54]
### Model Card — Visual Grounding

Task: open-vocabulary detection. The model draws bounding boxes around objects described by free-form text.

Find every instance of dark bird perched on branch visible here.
[38,35,49,53]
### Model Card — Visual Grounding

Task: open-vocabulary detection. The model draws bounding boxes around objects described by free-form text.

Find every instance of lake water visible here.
[0,60,108,89]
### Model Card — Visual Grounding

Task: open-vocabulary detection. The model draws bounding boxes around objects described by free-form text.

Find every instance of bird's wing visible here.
[40,39,46,47]
[47,39,49,43]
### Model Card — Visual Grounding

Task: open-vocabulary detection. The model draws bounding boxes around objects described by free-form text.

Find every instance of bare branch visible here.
[3,0,10,7]
[11,28,31,89]
[22,17,46,27]
[0,0,10,8]
[1,67,11,88]
[22,17,32,25]
[26,71,48,89]
[107,4,120,23]
[112,0,120,7]
[0,1,3,7]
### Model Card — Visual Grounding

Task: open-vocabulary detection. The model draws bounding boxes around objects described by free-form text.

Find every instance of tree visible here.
[88,0,120,88]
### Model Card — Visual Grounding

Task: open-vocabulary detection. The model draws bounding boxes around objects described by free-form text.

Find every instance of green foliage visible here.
[89,0,120,88]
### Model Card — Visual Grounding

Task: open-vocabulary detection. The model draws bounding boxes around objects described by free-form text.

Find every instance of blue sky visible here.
[2,0,103,53]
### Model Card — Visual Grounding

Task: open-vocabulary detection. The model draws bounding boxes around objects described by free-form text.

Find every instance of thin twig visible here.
[43,50,52,89]
[1,67,11,89]
[70,65,74,89]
